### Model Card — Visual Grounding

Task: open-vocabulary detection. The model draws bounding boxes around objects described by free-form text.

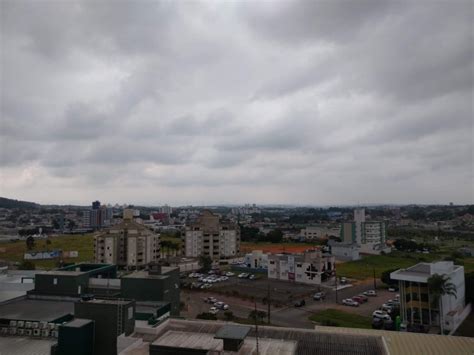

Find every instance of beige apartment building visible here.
[94,209,160,269]
[183,210,240,259]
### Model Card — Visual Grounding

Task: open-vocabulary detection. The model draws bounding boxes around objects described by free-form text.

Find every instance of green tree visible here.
[427,273,457,334]
[26,236,35,250]
[199,255,213,272]
[380,268,399,286]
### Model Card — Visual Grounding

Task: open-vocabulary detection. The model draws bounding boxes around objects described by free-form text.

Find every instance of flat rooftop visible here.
[0,337,55,355]
[314,325,474,355]
[122,271,168,279]
[63,318,93,328]
[145,319,386,355]
[214,324,251,340]
[0,298,74,322]
[81,298,132,306]
[152,330,297,355]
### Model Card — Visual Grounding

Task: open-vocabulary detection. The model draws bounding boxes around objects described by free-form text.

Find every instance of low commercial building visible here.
[243,250,268,269]
[183,210,240,259]
[391,261,468,334]
[268,251,335,285]
[300,226,339,240]
[328,240,360,261]
[94,209,161,269]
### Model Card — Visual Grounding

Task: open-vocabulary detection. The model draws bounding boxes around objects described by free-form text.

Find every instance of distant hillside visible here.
[0,197,39,209]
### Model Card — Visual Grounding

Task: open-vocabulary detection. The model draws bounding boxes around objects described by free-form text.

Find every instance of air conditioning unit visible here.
[51,330,58,338]
[41,330,50,337]
[9,320,17,327]
[17,329,25,336]
[25,329,32,336]
[17,321,25,328]
[40,321,48,329]
[25,322,32,329]
[32,322,39,329]
[48,323,55,330]
[1,327,9,335]
[33,329,41,336]
[9,327,17,335]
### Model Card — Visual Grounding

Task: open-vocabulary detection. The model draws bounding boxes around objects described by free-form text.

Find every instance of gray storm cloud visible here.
[0,0,472,205]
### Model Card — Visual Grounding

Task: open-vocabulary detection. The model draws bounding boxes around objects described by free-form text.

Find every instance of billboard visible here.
[24,250,61,260]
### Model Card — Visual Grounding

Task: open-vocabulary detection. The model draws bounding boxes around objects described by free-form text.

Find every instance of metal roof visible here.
[0,298,74,322]
[214,324,251,340]
[62,318,93,328]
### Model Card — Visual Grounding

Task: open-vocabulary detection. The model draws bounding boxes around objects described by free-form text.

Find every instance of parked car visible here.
[340,277,347,284]
[381,304,394,313]
[225,272,235,277]
[352,296,366,304]
[363,290,377,297]
[214,302,229,310]
[342,299,359,307]
[294,300,306,307]
[356,294,368,303]
[372,318,384,329]
[209,307,219,315]
[205,297,217,304]
[383,319,395,330]
[372,310,391,321]
[313,292,326,301]
[388,286,399,292]
[249,274,256,280]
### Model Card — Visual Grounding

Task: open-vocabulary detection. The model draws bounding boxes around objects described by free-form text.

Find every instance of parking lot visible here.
[181,270,401,329]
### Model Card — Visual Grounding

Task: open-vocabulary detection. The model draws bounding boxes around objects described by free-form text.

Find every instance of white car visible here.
[342,299,359,307]
[373,310,391,320]
[363,290,377,297]
[209,307,219,314]
[225,272,235,277]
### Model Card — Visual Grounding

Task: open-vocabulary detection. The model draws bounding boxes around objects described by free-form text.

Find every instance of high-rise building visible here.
[183,210,240,259]
[339,208,388,254]
[94,209,160,269]
[82,201,113,229]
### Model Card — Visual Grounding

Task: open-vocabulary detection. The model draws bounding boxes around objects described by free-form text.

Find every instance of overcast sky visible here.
[1,0,473,206]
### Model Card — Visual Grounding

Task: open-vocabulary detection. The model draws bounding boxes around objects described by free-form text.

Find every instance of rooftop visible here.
[391,261,463,282]
[0,336,55,355]
[62,318,93,328]
[214,324,251,340]
[0,298,74,322]
[314,325,474,355]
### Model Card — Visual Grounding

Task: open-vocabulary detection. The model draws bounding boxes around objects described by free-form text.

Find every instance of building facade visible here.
[268,251,335,285]
[243,250,268,269]
[94,210,160,269]
[82,201,113,229]
[391,261,467,333]
[183,210,240,259]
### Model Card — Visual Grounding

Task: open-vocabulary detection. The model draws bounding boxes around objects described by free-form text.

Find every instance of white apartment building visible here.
[268,251,335,285]
[391,261,468,334]
[183,210,240,259]
[94,210,160,269]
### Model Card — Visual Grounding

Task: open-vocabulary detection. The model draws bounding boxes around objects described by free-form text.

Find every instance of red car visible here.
[353,295,368,303]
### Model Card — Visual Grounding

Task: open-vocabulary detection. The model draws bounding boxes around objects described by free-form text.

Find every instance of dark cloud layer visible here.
[0,0,472,205]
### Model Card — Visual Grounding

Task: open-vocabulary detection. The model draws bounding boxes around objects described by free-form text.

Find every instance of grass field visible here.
[0,234,95,269]
[309,309,372,329]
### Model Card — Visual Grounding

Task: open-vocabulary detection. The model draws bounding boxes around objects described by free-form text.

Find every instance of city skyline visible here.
[1,1,473,206]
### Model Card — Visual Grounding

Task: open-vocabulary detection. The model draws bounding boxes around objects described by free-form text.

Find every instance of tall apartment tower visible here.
[183,210,240,259]
[94,209,160,269]
[354,208,366,244]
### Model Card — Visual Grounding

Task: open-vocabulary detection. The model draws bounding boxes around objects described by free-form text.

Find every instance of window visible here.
[53,278,57,285]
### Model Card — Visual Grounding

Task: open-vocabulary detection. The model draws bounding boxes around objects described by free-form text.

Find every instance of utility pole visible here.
[373,267,377,290]
[335,268,338,304]
[254,300,259,355]
[267,284,271,325]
